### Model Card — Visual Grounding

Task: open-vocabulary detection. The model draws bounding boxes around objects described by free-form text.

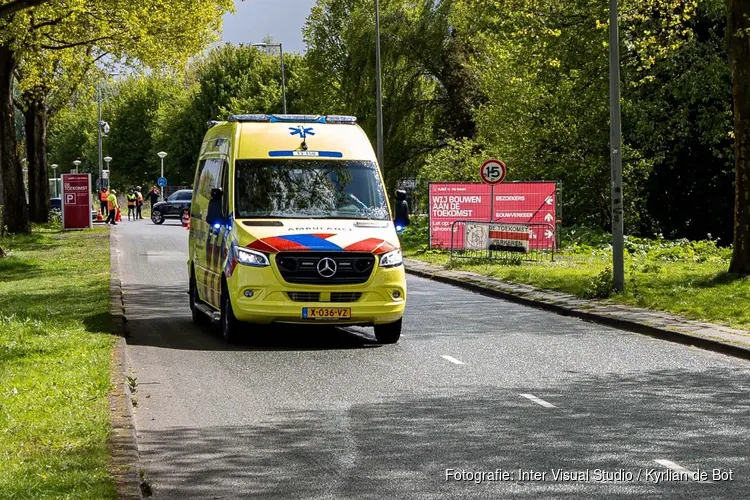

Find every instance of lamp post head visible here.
[51,164,58,169]
[73,160,81,167]
[104,156,112,164]
[157,151,167,159]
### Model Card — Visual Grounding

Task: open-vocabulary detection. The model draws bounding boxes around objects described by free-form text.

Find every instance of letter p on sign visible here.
[65,193,76,204]
[480,159,507,185]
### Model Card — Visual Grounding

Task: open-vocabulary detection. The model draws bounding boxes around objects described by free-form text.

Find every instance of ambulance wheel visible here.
[374,319,402,344]
[151,210,164,225]
[189,272,209,327]
[221,283,241,344]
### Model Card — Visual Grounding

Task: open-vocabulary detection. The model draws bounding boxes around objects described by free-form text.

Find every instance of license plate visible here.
[302,307,351,320]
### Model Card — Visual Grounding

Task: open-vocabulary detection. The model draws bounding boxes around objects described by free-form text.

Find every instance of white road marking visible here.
[440,355,465,365]
[520,393,556,408]
[654,459,691,473]
[654,459,712,483]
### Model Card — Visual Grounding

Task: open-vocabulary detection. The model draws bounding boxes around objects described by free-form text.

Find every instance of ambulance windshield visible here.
[234,159,389,220]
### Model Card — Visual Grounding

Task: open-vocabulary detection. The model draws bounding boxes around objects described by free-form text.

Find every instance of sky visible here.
[221,0,318,54]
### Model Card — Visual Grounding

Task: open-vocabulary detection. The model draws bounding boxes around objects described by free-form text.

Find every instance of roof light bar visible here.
[225,114,359,125]
[325,115,357,124]
[227,114,271,122]
[270,114,325,123]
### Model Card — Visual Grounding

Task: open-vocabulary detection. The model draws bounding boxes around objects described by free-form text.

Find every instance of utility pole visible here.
[374,0,385,170]
[97,84,103,191]
[252,43,287,114]
[279,44,287,114]
[609,0,625,292]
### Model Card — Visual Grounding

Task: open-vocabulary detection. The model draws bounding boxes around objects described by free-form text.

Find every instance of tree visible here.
[303,0,479,191]
[0,0,234,234]
[728,0,750,273]
[18,46,103,222]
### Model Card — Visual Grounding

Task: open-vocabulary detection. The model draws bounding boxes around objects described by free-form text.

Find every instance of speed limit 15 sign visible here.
[480,159,507,185]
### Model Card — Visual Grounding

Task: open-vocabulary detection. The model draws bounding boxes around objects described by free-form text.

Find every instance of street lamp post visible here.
[609,0,625,292]
[157,151,167,202]
[51,164,58,197]
[73,159,81,174]
[374,0,385,171]
[97,72,119,190]
[252,43,287,114]
[103,156,112,191]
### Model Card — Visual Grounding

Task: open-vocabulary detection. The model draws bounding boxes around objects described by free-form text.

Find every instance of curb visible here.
[405,263,750,361]
[109,228,146,499]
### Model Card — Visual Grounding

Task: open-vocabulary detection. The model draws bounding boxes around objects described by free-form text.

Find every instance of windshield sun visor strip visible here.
[268,151,344,158]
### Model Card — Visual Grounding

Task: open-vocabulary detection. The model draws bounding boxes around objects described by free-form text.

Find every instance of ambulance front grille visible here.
[287,292,321,302]
[276,252,375,285]
[330,292,362,303]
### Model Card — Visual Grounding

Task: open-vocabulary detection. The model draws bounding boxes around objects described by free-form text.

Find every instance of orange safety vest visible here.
[100,191,109,202]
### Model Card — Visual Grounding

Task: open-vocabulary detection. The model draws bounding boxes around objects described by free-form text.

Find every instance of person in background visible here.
[127,188,137,221]
[100,187,109,217]
[147,185,160,209]
[106,189,119,225]
[135,186,144,219]
[394,189,410,229]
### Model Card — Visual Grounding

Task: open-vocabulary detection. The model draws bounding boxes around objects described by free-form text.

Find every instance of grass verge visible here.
[0,224,116,499]
[401,222,750,331]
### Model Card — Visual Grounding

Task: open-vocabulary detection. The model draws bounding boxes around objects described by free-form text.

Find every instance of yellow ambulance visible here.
[187,114,407,344]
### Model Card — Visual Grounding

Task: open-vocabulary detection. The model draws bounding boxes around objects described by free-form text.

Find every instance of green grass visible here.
[402,225,750,331]
[0,224,116,499]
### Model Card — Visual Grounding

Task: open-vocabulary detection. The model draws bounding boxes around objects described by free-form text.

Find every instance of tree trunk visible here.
[24,98,50,223]
[728,0,750,274]
[0,44,30,234]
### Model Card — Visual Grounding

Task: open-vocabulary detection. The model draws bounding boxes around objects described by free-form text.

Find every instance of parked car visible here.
[49,197,98,220]
[151,189,192,224]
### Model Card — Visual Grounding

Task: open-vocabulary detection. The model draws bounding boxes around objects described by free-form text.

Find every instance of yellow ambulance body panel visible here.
[187,114,406,343]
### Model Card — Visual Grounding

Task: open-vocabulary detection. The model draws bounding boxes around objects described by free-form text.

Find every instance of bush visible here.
[583,267,615,299]
[399,214,430,252]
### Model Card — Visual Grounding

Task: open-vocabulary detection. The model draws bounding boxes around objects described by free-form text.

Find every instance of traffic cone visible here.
[97,212,103,221]
[115,208,122,222]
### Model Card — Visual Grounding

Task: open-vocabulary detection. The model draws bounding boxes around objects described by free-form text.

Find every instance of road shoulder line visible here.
[405,258,750,360]
[109,227,146,500]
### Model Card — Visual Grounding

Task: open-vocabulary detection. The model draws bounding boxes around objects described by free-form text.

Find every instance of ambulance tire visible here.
[151,210,164,225]
[374,318,402,344]
[189,272,209,327]
[221,282,241,344]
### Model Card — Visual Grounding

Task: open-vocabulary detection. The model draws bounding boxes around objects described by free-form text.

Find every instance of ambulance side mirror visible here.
[206,188,224,227]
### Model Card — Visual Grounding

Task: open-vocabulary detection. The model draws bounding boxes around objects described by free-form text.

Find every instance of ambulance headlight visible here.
[379,249,403,268]
[236,248,270,267]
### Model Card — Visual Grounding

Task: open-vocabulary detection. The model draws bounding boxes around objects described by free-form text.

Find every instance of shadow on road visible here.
[123,283,381,352]
[135,368,750,499]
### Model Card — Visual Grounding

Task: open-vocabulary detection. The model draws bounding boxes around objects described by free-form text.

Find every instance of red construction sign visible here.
[62,173,92,230]
[429,182,557,249]
[429,183,493,249]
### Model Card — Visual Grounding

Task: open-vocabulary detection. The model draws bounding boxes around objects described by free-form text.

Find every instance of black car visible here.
[50,197,98,220]
[151,189,192,225]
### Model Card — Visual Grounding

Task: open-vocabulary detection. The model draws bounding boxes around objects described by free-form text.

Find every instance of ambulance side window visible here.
[199,158,222,199]
[221,160,230,217]
[193,160,206,194]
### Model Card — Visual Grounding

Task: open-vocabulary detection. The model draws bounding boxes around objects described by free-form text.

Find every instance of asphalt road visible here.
[114,220,750,499]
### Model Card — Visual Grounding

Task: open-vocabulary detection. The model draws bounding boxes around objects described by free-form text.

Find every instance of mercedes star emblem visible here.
[316,257,337,278]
